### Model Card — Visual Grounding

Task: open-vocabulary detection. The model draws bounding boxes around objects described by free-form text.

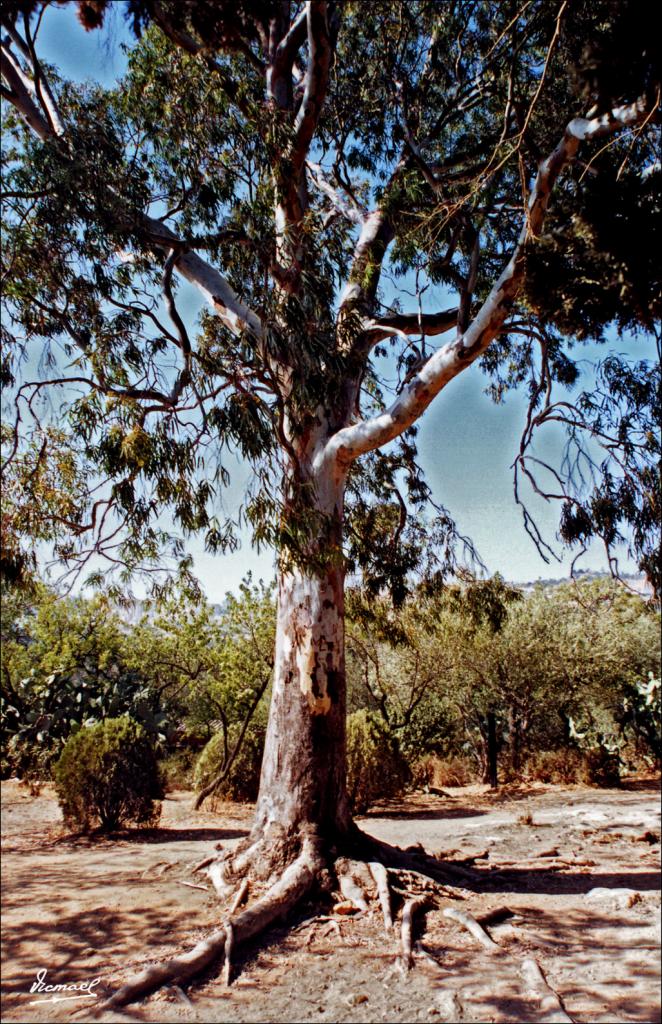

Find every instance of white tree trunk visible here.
[254,445,352,838]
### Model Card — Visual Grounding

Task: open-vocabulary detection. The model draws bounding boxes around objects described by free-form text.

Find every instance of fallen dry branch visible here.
[177,880,209,892]
[99,839,321,1010]
[191,855,215,875]
[401,896,428,970]
[521,957,574,1023]
[368,861,393,931]
[443,906,500,950]
[229,878,249,914]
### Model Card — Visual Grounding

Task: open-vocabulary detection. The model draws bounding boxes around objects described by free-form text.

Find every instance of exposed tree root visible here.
[443,906,500,950]
[476,905,515,928]
[521,958,575,1023]
[222,923,234,986]
[336,857,370,911]
[98,826,486,1010]
[359,831,478,889]
[368,860,393,931]
[98,833,322,1011]
[400,895,428,970]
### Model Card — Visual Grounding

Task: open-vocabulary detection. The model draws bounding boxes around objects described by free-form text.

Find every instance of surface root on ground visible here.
[97,830,516,1011]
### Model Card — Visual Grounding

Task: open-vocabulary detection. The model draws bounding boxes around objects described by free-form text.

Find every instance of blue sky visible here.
[28,5,649,599]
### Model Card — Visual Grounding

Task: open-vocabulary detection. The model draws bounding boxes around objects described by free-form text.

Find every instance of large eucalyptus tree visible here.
[1,0,659,1001]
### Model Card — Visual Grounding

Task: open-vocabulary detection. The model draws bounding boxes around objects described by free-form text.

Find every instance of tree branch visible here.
[306,161,366,225]
[360,308,458,345]
[19,13,64,135]
[274,7,309,75]
[1,46,54,138]
[291,2,332,173]
[327,95,657,463]
[149,3,260,118]
[1,39,265,342]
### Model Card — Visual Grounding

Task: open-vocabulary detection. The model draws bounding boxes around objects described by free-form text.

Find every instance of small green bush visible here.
[194,722,265,803]
[346,709,409,813]
[54,716,163,831]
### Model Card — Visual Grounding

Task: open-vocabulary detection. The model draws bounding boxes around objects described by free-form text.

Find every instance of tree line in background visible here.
[2,573,659,818]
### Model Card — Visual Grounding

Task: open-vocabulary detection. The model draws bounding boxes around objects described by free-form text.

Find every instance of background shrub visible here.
[54,716,163,831]
[524,749,584,784]
[582,746,623,787]
[346,709,409,813]
[160,748,199,791]
[429,754,479,788]
[194,722,265,803]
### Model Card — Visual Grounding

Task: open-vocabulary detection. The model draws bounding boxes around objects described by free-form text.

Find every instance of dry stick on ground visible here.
[443,906,500,950]
[521,957,574,1024]
[229,878,249,915]
[401,896,429,970]
[191,855,216,875]
[368,861,393,931]
[99,838,323,1011]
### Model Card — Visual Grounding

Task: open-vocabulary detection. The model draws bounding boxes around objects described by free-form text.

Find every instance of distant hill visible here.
[513,570,654,598]
[118,599,227,624]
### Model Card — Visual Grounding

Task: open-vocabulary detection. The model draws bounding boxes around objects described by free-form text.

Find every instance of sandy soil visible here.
[1,779,660,1024]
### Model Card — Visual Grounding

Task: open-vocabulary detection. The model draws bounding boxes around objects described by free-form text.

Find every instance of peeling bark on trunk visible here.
[254,560,352,838]
[254,451,352,842]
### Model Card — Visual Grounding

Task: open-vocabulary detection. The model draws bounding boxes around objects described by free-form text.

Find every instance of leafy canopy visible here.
[1,0,659,597]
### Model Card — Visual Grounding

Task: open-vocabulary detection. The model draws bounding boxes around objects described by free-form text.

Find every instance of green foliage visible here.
[1,1,658,597]
[194,722,265,803]
[347,576,660,788]
[620,673,661,764]
[346,709,409,813]
[0,575,274,782]
[53,716,163,831]
[126,576,274,769]
[159,748,198,791]
[0,585,172,778]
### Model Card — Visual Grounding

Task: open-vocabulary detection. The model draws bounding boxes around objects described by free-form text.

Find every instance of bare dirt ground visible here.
[1,778,660,1024]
